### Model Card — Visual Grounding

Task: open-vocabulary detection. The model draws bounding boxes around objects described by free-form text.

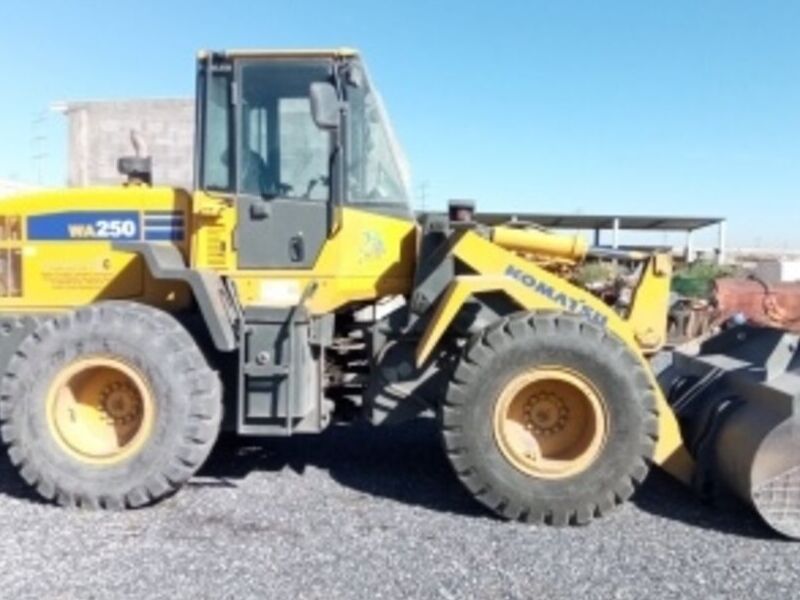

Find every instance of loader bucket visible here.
[661,324,800,538]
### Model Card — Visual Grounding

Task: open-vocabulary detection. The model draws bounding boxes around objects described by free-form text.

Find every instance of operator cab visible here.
[195,49,413,269]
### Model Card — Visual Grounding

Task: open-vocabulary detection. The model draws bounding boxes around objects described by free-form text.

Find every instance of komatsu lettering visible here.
[505,265,609,327]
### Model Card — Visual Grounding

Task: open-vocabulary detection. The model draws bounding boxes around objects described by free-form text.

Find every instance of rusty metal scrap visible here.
[714,278,800,332]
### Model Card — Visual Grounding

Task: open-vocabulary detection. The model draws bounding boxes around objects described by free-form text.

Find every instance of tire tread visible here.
[441,311,658,525]
[0,301,222,509]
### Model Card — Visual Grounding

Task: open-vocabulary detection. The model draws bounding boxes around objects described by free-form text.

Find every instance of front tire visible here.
[442,312,658,525]
[0,301,222,508]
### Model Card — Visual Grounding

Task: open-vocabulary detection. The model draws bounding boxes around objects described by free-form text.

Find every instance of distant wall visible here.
[63,99,194,189]
[754,260,800,283]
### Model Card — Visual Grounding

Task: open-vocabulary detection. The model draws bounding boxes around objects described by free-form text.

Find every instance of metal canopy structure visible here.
[429,209,728,264]
[468,212,724,233]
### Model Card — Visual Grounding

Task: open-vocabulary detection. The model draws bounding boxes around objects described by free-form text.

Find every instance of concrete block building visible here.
[58,99,194,189]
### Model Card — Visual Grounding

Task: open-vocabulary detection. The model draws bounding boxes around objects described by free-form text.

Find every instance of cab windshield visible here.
[345,66,412,205]
[199,55,412,207]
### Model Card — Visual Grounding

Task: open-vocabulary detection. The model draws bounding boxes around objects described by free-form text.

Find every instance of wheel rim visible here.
[493,367,608,479]
[46,357,156,465]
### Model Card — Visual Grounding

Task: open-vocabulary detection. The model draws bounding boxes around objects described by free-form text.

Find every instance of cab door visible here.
[235,60,333,270]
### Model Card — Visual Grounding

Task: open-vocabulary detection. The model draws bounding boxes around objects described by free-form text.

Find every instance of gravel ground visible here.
[0,419,797,600]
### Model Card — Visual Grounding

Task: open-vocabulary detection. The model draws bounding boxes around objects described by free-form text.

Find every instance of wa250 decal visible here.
[26,211,185,242]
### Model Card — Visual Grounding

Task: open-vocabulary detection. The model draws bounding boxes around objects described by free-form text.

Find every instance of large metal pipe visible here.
[663,325,800,538]
[714,403,800,537]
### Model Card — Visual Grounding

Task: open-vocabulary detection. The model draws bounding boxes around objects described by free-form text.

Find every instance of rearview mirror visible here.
[309,82,340,130]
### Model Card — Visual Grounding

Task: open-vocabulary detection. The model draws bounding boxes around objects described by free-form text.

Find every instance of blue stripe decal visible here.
[145,229,184,241]
[145,226,185,232]
[144,210,182,216]
[27,212,140,241]
[144,216,184,227]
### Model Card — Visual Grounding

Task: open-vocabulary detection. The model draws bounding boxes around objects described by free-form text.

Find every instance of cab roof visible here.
[197,48,359,60]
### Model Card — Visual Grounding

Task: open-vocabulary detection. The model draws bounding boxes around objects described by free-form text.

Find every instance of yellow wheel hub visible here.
[493,367,608,479]
[46,357,156,465]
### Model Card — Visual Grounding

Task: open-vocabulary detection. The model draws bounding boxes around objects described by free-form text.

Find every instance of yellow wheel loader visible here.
[0,48,798,537]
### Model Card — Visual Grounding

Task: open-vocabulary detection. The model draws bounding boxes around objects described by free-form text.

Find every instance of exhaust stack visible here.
[117,129,152,186]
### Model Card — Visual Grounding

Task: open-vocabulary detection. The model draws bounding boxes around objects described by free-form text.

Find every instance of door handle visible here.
[250,201,271,220]
[289,234,305,262]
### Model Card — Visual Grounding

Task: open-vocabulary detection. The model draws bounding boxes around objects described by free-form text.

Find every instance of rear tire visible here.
[442,311,658,525]
[0,301,222,508]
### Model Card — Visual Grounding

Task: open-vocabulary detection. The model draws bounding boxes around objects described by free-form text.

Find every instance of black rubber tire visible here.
[0,301,222,508]
[441,311,658,525]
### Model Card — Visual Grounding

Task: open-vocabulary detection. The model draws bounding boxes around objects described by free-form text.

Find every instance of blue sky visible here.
[0,0,798,247]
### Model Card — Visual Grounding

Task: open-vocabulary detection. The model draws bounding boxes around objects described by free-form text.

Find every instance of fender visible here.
[416,231,636,366]
[113,242,238,351]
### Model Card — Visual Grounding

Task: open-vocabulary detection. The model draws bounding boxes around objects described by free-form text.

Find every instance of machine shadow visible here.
[197,418,489,519]
[0,447,48,504]
[198,417,778,539]
[0,415,780,539]
[632,470,776,540]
